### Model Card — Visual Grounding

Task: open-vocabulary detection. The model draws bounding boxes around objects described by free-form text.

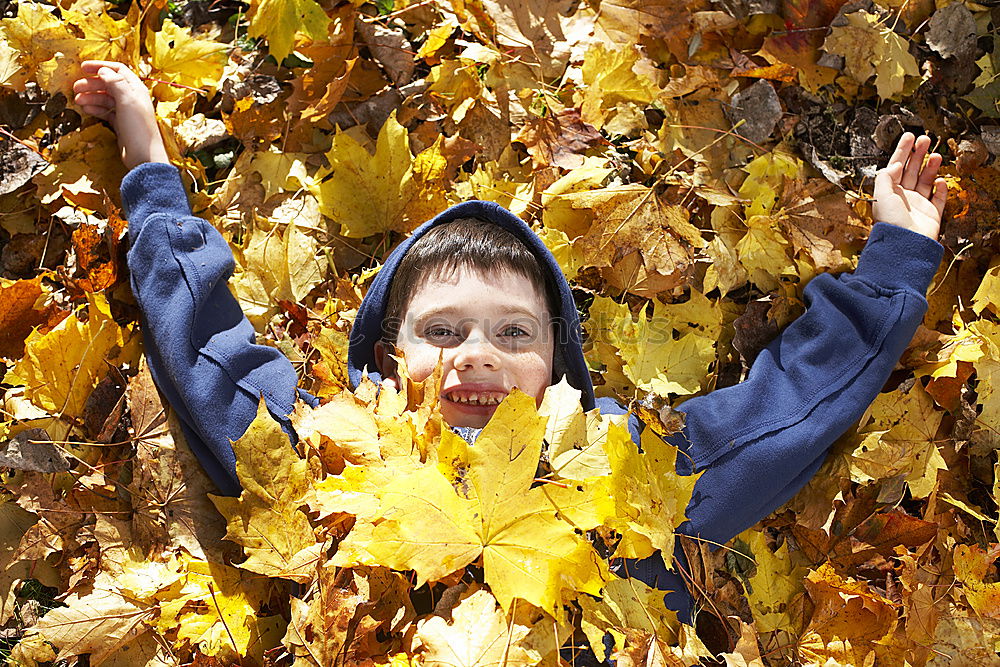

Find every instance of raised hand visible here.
[72,61,170,171]
[872,132,947,241]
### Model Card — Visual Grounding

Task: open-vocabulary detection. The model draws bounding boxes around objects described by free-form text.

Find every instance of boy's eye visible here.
[424,327,456,339]
[501,325,530,338]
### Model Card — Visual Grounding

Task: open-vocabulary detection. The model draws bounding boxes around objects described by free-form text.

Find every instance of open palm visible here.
[872,132,947,241]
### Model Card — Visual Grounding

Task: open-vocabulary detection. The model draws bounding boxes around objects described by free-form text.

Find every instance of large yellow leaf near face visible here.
[334,391,608,617]
[248,0,331,64]
[211,399,317,582]
[340,464,482,580]
[312,111,417,238]
[4,292,139,419]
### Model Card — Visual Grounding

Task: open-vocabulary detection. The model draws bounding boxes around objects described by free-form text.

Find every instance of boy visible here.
[73,60,947,619]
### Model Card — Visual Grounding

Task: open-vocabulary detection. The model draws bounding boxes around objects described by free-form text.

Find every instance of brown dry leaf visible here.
[14,572,154,665]
[568,185,706,296]
[518,108,606,170]
[759,0,846,92]
[127,358,226,561]
[282,558,367,665]
[0,277,67,359]
[798,563,898,664]
[70,206,128,293]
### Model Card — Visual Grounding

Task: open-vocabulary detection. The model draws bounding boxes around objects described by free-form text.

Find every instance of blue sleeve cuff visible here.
[852,222,944,295]
[120,162,192,237]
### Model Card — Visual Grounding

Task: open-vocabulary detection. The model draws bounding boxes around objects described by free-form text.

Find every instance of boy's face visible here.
[375,266,554,428]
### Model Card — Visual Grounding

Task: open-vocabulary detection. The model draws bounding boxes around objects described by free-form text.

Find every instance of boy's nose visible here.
[452,335,500,371]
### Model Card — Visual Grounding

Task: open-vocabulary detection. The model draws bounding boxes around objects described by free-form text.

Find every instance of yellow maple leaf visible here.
[579,576,679,662]
[312,111,418,238]
[971,320,1000,448]
[156,556,281,659]
[230,221,323,328]
[211,399,318,582]
[741,529,807,633]
[0,2,136,97]
[247,0,331,64]
[540,379,626,480]
[822,10,920,99]
[973,258,1000,316]
[147,19,227,97]
[33,123,127,210]
[579,44,659,130]
[4,292,140,418]
[334,391,607,617]
[849,381,946,498]
[427,59,486,122]
[604,427,700,562]
[599,296,716,397]
[414,586,539,667]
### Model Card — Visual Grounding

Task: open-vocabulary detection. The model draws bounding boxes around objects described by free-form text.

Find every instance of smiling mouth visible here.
[444,391,507,406]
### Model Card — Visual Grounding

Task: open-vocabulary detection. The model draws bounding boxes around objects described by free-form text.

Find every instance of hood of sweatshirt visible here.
[346,200,596,411]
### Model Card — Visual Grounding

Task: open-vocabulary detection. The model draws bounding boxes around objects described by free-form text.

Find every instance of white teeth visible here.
[447,392,503,406]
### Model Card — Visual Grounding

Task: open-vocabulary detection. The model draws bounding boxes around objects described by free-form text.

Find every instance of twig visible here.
[137,75,209,94]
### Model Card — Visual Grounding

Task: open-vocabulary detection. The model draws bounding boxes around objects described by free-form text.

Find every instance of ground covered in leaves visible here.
[1,0,1000,664]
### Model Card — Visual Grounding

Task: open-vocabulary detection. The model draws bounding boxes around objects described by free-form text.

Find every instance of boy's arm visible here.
[669,133,946,545]
[122,163,308,495]
[668,222,942,544]
[75,61,308,495]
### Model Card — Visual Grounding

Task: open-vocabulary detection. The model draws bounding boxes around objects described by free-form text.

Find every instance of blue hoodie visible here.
[121,161,943,621]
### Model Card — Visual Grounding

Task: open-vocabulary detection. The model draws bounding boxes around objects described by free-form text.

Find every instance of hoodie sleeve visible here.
[122,162,308,496]
[668,222,943,546]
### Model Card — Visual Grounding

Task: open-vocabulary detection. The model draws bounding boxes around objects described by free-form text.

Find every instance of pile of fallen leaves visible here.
[1,0,999,664]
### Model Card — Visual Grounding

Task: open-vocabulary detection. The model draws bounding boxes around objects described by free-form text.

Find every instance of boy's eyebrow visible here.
[411,305,546,322]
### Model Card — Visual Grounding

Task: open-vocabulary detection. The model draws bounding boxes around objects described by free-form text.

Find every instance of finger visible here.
[72,76,108,94]
[80,60,130,74]
[73,92,115,110]
[888,131,914,168]
[916,153,942,198]
[83,61,146,91]
[931,178,947,219]
[901,135,930,190]
[79,104,114,121]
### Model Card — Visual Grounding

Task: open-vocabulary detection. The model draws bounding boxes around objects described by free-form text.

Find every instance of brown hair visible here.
[381,217,558,344]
